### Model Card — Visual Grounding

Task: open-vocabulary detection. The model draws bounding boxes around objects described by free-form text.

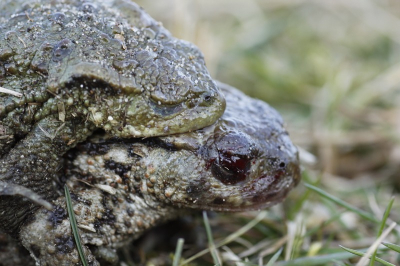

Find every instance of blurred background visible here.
[131,0,400,264]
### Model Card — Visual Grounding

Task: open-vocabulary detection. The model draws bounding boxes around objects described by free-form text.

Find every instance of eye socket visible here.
[199,92,215,107]
[148,100,183,116]
[204,93,212,102]
[211,152,251,185]
[207,132,255,185]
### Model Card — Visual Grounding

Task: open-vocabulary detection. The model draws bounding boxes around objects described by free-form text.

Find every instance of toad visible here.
[0,0,225,234]
[18,83,300,265]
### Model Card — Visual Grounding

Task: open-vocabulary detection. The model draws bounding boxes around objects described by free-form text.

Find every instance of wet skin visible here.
[0,0,225,234]
[18,83,300,265]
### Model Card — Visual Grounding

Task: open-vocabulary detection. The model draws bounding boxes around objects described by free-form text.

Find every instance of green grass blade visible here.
[181,211,267,265]
[173,238,184,266]
[382,242,400,253]
[305,183,378,223]
[305,210,345,238]
[274,248,370,266]
[287,171,315,219]
[331,260,352,266]
[65,185,88,266]
[370,197,395,266]
[203,211,221,265]
[265,247,283,266]
[340,246,394,266]
[377,197,395,236]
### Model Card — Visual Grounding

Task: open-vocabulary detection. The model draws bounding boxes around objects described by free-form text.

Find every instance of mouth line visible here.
[180,178,297,212]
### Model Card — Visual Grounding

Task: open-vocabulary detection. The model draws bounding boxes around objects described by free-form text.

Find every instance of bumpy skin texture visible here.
[0,0,225,234]
[18,83,300,265]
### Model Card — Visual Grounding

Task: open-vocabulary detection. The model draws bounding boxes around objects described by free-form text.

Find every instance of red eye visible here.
[209,132,254,185]
[211,151,251,185]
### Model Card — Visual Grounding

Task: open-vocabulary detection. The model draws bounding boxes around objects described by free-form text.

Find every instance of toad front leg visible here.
[0,116,95,234]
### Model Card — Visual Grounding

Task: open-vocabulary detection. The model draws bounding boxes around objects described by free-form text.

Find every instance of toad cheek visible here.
[199,159,299,212]
[194,131,300,211]
[240,161,301,209]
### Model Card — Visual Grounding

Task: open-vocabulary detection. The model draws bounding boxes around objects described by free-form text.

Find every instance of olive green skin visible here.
[0,0,225,234]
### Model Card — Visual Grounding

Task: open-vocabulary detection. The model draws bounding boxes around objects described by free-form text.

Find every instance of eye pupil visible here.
[211,151,250,185]
[204,93,212,101]
[279,162,286,168]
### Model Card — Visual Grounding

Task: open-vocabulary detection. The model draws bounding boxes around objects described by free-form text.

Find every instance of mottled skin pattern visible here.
[0,0,225,234]
[16,83,300,265]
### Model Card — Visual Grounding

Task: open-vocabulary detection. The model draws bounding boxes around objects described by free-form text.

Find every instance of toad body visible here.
[16,83,300,265]
[0,0,225,234]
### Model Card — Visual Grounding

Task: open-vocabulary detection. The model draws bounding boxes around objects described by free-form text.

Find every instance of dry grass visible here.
[130,0,400,265]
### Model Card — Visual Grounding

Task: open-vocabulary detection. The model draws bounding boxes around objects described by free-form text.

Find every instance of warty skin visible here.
[17,83,300,265]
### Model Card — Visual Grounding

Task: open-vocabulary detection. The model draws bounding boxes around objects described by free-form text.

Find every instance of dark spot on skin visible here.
[93,220,101,229]
[4,62,17,74]
[269,157,287,169]
[83,13,95,22]
[0,47,14,61]
[52,39,74,62]
[94,209,116,229]
[186,179,210,198]
[64,148,78,161]
[68,192,92,206]
[93,194,116,229]
[186,185,201,195]
[101,195,108,207]
[69,192,79,202]
[54,235,75,254]
[125,196,134,204]
[213,197,224,205]
[79,141,110,156]
[140,138,178,151]
[101,209,115,224]
[126,207,134,217]
[30,244,41,258]
[132,185,143,198]
[104,160,131,177]
[124,220,131,227]
[48,205,67,227]
[111,195,119,204]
